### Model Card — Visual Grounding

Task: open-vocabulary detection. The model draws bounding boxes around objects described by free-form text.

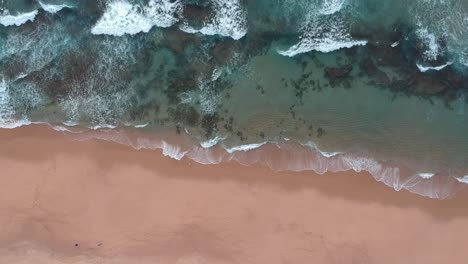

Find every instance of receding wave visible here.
[46,125,464,200]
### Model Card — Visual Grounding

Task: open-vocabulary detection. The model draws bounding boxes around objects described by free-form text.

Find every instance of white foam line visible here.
[416,62,452,72]
[417,173,436,179]
[303,141,342,158]
[224,142,267,153]
[89,124,118,130]
[278,39,367,57]
[38,1,73,14]
[134,122,150,128]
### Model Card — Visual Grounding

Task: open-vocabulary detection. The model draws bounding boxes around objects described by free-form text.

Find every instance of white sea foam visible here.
[91,0,181,36]
[417,173,435,179]
[0,78,32,129]
[134,123,149,128]
[89,124,118,130]
[304,141,341,158]
[39,1,73,14]
[0,2,70,27]
[391,41,400,48]
[278,14,367,57]
[416,62,452,72]
[179,0,247,40]
[456,176,468,184]
[319,0,346,15]
[0,10,38,27]
[416,27,440,61]
[224,142,267,153]
[200,135,226,148]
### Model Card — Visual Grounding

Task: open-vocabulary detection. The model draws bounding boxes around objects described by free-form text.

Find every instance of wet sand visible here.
[0,125,467,264]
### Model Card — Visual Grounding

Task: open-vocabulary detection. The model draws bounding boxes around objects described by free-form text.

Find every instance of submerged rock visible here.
[360,58,391,86]
[324,65,353,87]
[181,4,212,30]
[324,65,353,79]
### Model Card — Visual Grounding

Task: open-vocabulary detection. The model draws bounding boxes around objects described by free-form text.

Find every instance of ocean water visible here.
[1,0,468,199]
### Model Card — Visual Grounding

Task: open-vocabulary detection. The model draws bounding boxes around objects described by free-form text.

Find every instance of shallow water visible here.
[0,0,467,198]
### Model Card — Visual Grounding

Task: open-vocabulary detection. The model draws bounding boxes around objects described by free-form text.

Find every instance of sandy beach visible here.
[0,125,467,264]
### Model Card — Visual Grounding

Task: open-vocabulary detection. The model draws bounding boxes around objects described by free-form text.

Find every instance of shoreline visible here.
[0,125,468,263]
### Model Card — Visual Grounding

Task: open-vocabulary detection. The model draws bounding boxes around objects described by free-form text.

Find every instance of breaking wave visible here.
[38,1,73,14]
[417,62,453,72]
[278,7,366,56]
[0,10,38,27]
[91,0,181,36]
[0,2,72,27]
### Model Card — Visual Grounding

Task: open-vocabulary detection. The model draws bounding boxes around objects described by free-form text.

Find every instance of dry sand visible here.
[0,125,467,264]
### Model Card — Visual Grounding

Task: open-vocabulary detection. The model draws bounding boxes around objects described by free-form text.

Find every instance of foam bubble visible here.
[0,10,38,27]
[91,0,181,36]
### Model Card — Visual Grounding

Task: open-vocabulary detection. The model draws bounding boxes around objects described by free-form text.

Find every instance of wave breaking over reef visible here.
[278,1,367,56]
[0,10,38,27]
[91,0,181,36]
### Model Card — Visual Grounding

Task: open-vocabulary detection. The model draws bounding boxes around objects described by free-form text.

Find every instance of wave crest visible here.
[278,12,366,57]
[91,0,181,36]
[0,10,37,27]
